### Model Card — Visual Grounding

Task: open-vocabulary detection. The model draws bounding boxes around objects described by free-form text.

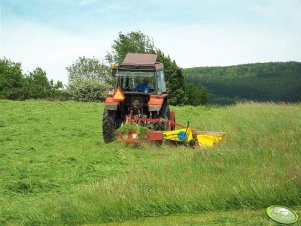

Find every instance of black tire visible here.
[159,102,169,119]
[153,121,164,146]
[154,102,170,131]
[166,107,176,131]
[153,103,170,146]
[102,111,116,143]
[153,121,166,131]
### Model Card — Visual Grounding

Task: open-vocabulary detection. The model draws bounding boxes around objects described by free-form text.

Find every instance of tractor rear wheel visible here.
[102,111,116,143]
[153,121,166,131]
[154,103,170,131]
[153,103,170,146]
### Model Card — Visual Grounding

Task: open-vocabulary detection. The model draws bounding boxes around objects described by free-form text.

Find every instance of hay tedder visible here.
[102,53,225,148]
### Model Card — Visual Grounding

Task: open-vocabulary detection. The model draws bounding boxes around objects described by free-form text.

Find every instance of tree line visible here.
[0,58,64,100]
[185,62,301,105]
[1,31,208,106]
[3,31,300,106]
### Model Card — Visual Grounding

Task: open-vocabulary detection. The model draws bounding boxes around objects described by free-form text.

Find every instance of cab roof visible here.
[119,53,164,71]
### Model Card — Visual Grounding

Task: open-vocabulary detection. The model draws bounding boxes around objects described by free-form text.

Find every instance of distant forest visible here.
[184,62,301,105]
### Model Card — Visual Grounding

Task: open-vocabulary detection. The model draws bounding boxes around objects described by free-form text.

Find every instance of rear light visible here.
[128,131,138,139]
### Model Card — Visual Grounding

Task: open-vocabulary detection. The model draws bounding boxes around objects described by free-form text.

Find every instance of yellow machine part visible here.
[196,132,225,147]
[163,128,193,143]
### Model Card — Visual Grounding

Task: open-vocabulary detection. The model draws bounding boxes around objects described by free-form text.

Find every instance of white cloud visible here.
[1,21,115,84]
[246,0,301,24]
[79,0,97,6]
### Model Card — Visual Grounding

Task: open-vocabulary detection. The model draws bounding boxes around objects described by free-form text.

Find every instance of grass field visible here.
[0,100,300,225]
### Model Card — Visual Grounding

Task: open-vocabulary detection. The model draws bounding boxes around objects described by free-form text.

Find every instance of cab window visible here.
[156,70,166,93]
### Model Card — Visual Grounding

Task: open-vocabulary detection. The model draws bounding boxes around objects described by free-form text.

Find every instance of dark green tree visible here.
[0,58,25,99]
[155,49,189,105]
[105,31,154,64]
[186,83,208,106]
[25,67,51,98]
[49,79,63,90]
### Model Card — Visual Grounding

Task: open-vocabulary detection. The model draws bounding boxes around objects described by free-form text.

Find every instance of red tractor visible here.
[102,53,175,143]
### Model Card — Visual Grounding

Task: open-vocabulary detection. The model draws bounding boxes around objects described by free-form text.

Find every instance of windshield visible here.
[116,71,155,92]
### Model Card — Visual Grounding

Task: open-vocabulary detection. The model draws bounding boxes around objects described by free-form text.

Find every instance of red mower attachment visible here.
[117,115,226,148]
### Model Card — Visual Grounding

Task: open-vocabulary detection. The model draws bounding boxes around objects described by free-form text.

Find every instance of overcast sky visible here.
[1,0,301,84]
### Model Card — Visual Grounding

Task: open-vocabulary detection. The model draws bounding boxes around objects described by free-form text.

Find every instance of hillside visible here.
[1,100,300,225]
[184,62,301,104]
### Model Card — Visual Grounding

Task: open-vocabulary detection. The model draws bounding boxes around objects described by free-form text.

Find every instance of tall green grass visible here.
[1,100,300,225]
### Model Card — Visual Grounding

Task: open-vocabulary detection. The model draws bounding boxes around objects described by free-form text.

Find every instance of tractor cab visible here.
[113,53,166,94]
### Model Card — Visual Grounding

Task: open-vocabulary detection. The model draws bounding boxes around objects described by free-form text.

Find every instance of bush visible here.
[66,57,112,102]
[66,77,110,102]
